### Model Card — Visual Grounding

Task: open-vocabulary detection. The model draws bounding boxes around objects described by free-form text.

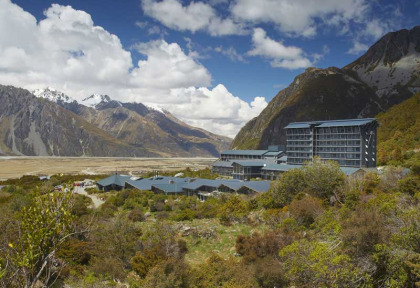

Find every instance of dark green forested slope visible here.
[377,93,420,165]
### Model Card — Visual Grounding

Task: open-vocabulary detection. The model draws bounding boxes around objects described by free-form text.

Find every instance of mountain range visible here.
[0,86,231,157]
[231,25,420,149]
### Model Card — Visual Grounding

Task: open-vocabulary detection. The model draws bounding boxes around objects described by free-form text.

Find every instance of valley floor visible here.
[0,156,216,180]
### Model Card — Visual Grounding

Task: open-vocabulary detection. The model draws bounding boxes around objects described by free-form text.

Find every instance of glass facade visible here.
[286,120,377,168]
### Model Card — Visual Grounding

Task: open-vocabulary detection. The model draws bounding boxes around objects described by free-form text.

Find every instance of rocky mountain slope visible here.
[232,25,420,149]
[0,86,231,157]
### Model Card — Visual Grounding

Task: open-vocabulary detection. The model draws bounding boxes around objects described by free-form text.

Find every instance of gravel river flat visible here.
[0,156,216,180]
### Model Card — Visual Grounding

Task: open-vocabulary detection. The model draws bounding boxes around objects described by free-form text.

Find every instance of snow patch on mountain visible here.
[32,87,75,103]
[81,94,113,108]
[352,46,420,98]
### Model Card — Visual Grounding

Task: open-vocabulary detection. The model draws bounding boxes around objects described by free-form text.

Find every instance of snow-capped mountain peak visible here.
[81,94,112,108]
[32,87,75,104]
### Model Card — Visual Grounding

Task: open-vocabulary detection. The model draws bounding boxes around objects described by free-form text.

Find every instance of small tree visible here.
[301,158,346,200]
[4,189,77,287]
[268,168,306,208]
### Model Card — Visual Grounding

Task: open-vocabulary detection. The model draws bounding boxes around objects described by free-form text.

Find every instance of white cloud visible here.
[130,40,211,92]
[0,2,133,90]
[231,0,369,37]
[214,46,245,62]
[247,28,312,69]
[0,0,263,137]
[159,85,267,137]
[141,0,245,36]
[347,41,369,55]
[347,19,393,54]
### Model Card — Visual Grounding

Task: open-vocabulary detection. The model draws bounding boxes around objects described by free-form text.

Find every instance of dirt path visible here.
[73,186,105,208]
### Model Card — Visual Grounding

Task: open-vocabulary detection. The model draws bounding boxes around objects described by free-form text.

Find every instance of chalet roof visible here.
[241,181,272,193]
[151,182,186,193]
[96,174,273,194]
[212,160,233,168]
[96,174,128,187]
[278,155,288,162]
[339,167,365,175]
[183,179,241,190]
[125,176,190,191]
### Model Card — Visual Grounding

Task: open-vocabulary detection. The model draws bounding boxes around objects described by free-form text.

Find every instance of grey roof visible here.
[212,160,233,168]
[284,123,311,129]
[262,164,364,176]
[97,174,128,187]
[285,118,376,129]
[151,182,186,193]
[126,176,190,191]
[183,179,242,190]
[232,160,266,167]
[278,155,288,162]
[96,174,273,194]
[262,164,303,172]
[264,151,284,157]
[218,182,245,190]
[244,181,271,193]
[221,150,268,156]
[339,167,365,175]
[317,118,376,127]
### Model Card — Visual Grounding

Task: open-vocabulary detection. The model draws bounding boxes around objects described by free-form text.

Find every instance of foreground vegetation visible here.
[377,92,420,166]
[0,159,419,287]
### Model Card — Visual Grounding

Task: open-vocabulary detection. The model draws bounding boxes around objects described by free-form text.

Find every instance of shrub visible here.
[235,231,281,263]
[128,209,145,222]
[170,209,196,221]
[218,195,249,225]
[289,195,324,228]
[279,239,363,287]
[341,206,389,256]
[398,176,420,196]
[252,257,289,288]
[90,256,127,280]
[57,238,92,266]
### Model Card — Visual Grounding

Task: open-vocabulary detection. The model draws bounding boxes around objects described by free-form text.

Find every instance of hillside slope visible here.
[0,85,153,157]
[232,26,420,149]
[376,92,420,165]
[0,85,231,157]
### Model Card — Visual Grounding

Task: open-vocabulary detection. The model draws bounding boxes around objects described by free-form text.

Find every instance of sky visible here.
[0,0,419,137]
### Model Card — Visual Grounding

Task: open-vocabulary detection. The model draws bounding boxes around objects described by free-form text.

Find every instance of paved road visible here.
[73,186,105,208]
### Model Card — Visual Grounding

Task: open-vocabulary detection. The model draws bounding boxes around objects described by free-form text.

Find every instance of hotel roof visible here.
[284,118,377,129]
[221,150,268,156]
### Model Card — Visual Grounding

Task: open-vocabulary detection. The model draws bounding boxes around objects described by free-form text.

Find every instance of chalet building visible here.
[96,174,271,198]
[211,160,233,176]
[285,118,378,168]
[212,145,285,176]
[231,160,266,180]
[220,145,284,161]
